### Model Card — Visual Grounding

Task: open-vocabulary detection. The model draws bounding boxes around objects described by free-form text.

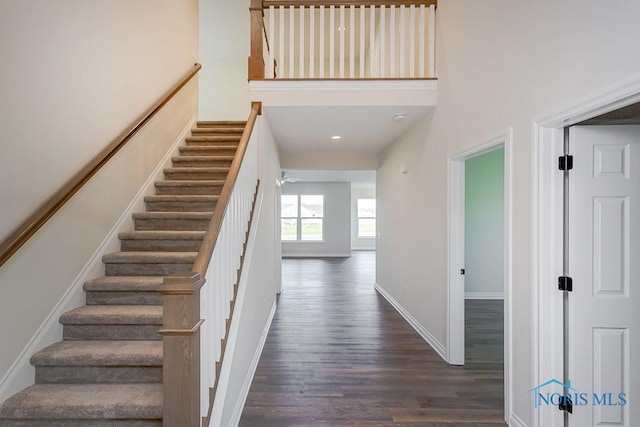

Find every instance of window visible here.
[281,194,324,241]
[357,198,376,238]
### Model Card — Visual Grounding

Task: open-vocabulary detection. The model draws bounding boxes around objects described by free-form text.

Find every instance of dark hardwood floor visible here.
[240,252,506,426]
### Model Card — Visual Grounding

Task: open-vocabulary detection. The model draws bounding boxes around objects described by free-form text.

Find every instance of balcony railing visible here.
[249,0,437,80]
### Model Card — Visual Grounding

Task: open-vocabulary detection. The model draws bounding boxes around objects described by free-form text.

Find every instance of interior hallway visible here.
[240,251,506,426]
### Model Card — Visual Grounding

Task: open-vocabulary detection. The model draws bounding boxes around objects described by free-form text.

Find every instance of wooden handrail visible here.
[192,101,262,276]
[262,0,437,7]
[0,64,202,268]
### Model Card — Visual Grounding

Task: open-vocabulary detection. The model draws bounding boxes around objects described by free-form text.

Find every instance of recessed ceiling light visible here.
[331,135,342,140]
[393,113,407,122]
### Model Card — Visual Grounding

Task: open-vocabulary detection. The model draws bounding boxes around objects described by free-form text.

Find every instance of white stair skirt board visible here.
[464,292,504,300]
[509,412,528,427]
[0,117,196,402]
[229,302,276,426]
[374,283,446,361]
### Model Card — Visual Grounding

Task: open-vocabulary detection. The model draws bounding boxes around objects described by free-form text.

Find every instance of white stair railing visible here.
[159,102,261,427]
[262,2,436,79]
[200,108,259,423]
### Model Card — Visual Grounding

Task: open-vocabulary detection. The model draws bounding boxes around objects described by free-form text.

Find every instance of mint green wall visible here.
[464,147,504,297]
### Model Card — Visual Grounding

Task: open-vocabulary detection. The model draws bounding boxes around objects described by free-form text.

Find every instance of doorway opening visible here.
[447,131,514,423]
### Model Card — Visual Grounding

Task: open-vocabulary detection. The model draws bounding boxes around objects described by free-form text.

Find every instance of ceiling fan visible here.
[277,171,301,186]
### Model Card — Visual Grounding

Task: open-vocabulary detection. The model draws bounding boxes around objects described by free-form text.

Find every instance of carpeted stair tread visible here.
[171,155,235,162]
[0,383,162,420]
[31,341,162,367]
[143,195,218,211]
[163,167,230,180]
[84,277,164,292]
[171,156,234,168]
[153,180,224,196]
[102,251,197,264]
[59,305,162,325]
[118,231,206,241]
[132,212,212,220]
[163,166,229,173]
[185,136,241,144]
[143,195,219,203]
[132,212,212,232]
[196,120,246,127]
[191,128,243,135]
[178,146,237,155]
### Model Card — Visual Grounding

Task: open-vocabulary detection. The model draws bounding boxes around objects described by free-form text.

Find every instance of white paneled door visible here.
[569,125,639,426]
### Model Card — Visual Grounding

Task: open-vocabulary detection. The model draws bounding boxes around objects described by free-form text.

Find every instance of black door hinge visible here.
[558,276,573,292]
[559,155,574,171]
[460,269,465,275]
[559,395,573,413]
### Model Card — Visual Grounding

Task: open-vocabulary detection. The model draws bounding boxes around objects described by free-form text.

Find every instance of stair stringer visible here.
[0,117,196,403]
[207,183,269,427]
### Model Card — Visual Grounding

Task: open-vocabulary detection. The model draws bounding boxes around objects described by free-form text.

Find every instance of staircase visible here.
[0,121,246,426]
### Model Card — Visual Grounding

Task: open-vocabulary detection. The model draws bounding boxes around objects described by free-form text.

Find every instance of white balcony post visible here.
[369,6,375,77]
[329,5,335,78]
[279,5,284,78]
[319,5,325,78]
[339,5,345,78]
[309,6,315,78]
[380,5,386,78]
[389,5,395,78]
[289,5,294,77]
[299,5,305,78]
[409,5,416,78]
[359,5,365,78]
[349,5,355,78]
[428,4,436,78]
[399,5,405,78]
[268,6,275,78]
[419,4,426,78]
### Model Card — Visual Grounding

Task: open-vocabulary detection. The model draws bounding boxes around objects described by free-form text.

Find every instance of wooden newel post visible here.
[248,0,265,79]
[159,272,205,427]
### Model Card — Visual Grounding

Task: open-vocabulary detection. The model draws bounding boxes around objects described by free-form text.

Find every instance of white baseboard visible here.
[0,117,195,403]
[465,291,504,300]
[282,252,351,258]
[229,301,276,426]
[374,283,447,361]
[509,412,528,427]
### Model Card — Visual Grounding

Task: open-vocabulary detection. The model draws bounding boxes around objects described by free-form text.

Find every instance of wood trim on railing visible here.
[249,0,266,79]
[0,63,202,268]
[262,0,437,7]
[192,101,262,276]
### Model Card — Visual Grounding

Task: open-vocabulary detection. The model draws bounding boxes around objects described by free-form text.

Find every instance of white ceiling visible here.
[282,169,376,185]
[265,105,432,154]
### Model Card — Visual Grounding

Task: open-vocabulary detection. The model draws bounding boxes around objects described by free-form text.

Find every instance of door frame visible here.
[447,129,514,422]
[532,75,640,427]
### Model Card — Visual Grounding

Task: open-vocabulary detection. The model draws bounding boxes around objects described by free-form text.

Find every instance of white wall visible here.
[199,0,251,119]
[219,116,281,425]
[351,186,376,250]
[376,1,640,425]
[0,1,199,399]
[464,147,504,298]
[282,182,351,257]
